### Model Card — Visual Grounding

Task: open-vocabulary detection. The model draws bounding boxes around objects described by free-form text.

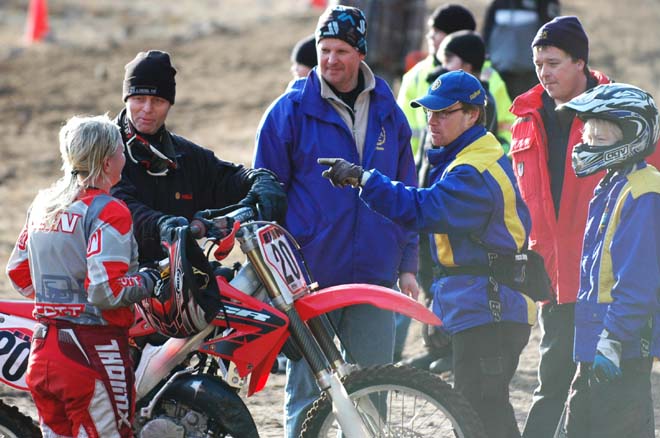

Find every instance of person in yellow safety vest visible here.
[397,4,477,158]
[482,59,514,152]
[398,4,516,156]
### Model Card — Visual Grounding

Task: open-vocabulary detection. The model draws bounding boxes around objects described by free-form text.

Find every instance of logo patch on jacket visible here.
[376,126,386,150]
[175,192,193,200]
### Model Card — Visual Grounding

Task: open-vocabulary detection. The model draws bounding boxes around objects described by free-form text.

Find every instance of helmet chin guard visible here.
[559,83,659,177]
[137,225,223,338]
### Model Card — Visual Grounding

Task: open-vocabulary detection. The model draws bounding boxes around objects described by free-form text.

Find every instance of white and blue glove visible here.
[592,329,622,383]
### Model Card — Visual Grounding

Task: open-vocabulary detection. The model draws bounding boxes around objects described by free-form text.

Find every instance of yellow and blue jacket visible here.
[361,125,535,333]
[574,162,660,362]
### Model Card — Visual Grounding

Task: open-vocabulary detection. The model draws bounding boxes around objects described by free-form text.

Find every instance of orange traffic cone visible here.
[24,0,50,44]
[310,0,327,9]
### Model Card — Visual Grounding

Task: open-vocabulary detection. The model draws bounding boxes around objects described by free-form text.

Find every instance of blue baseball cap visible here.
[411,70,486,111]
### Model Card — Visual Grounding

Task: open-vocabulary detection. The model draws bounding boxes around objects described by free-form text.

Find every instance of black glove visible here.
[157,215,188,242]
[240,169,287,223]
[138,268,170,303]
[317,158,364,188]
[191,214,236,240]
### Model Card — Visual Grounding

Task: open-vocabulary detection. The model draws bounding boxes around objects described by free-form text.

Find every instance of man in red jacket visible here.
[510,16,660,438]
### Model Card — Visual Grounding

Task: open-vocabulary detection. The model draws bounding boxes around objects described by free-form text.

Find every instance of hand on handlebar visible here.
[157,215,189,241]
[212,220,241,261]
[192,213,241,260]
[240,169,288,223]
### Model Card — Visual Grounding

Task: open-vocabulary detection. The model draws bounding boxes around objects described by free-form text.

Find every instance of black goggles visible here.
[125,134,177,176]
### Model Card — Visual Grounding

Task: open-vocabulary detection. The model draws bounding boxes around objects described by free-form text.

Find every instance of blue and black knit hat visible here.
[315,5,367,55]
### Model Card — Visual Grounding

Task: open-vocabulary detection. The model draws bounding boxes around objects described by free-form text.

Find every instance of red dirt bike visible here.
[0,205,486,437]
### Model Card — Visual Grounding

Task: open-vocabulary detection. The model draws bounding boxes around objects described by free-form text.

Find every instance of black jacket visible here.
[111,111,254,262]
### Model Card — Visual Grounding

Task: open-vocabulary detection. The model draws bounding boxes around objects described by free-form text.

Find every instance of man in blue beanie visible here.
[508,16,613,438]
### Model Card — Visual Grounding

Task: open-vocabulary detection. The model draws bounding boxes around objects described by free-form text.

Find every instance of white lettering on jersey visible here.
[96,340,131,429]
[34,212,82,233]
[87,228,102,256]
[35,303,85,318]
[59,213,81,233]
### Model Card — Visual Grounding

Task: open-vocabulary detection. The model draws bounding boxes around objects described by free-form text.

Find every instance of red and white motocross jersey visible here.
[6,189,151,328]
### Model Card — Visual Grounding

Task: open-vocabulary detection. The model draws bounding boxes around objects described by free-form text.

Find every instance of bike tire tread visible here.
[300,363,487,438]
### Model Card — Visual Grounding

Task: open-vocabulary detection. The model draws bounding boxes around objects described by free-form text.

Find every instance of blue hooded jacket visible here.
[254,67,418,288]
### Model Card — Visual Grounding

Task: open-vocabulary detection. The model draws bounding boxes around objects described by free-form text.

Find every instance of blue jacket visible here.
[574,162,660,362]
[361,126,536,334]
[254,68,418,289]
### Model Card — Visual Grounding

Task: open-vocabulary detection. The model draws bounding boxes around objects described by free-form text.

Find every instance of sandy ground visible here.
[1,0,659,436]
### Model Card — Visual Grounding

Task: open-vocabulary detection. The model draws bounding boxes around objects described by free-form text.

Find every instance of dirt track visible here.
[1,0,659,436]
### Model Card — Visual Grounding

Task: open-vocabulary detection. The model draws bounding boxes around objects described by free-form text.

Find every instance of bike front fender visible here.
[294,284,442,326]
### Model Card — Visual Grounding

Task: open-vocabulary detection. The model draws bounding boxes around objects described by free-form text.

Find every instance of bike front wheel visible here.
[300,364,486,438]
[0,400,41,438]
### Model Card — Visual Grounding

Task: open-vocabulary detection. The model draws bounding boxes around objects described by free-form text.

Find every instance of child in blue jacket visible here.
[555,83,660,438]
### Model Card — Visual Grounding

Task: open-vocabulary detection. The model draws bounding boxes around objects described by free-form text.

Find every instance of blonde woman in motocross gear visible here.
[6,114,162,438]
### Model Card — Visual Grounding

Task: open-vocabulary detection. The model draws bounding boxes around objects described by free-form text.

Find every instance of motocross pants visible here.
[27,321,135,438]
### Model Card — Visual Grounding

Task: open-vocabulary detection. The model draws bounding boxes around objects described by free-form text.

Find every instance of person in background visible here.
[509,16,611,438]
[111,50,287,265]
[332,0,427,86]
[433,31,499,137]
[319,70,535,438]
[482,0,560,99]
[398,3,477,158]
[253,6,419,436]
[290,34,317,80]
[6,115,162,438]
[554,83,660,438]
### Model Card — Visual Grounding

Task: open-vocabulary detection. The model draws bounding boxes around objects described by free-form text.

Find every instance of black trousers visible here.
[555,358,655,438]
[522,303,577,438]
[453,322,531,438]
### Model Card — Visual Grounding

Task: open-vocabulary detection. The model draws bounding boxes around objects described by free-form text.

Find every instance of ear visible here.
[103,156,112,173]
[467,107,480,126]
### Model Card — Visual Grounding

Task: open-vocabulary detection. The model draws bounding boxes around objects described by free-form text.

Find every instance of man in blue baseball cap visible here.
[319,69,534,438]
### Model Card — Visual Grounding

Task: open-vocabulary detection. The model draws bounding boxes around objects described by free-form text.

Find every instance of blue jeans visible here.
[283,304,395,438]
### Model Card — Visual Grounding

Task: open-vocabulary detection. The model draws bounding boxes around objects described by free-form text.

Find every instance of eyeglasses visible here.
[425,107,464,120]
[125,134,177,176]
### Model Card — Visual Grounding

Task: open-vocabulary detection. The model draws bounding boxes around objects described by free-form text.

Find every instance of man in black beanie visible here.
[112,50,287,264]
[508,16,613,438]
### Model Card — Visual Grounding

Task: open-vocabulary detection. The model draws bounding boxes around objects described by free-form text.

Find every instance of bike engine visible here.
[139,417,185,438]
[139,407,212,438]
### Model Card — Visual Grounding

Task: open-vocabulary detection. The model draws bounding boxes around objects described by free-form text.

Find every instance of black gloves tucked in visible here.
[240,169,287,223]
[318,158,364,188]
[138,267,170,303]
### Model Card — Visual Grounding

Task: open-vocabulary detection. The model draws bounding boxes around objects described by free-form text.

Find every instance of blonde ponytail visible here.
[31,114,122,228]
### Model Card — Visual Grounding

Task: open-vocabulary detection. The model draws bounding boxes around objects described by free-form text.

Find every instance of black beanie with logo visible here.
[123,50,177,104]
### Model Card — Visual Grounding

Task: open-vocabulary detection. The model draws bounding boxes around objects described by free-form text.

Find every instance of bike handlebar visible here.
[190,205,256,239]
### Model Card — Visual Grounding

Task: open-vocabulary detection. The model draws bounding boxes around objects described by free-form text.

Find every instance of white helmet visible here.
[560,83,659,177]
